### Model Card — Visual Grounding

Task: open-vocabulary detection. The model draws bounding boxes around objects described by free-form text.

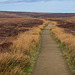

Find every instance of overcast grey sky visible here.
[0,0,75,13]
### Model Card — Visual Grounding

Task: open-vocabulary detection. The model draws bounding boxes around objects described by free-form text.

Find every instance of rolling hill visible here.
[0,11,75,18]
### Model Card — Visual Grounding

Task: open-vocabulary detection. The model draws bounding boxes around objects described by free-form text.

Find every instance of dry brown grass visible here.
[0,19,49,75]
[51,18,75,52]
[51,24,75,52]
[0,18,43,52]
[51,21,75,74]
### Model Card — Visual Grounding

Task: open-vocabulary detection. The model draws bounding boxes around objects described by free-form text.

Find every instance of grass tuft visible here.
[51,24,75,74]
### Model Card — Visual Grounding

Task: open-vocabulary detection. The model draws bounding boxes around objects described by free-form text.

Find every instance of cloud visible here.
[0,0,45,3]
[0,0,74,3]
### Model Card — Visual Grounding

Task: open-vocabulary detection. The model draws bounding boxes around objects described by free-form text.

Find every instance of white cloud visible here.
[0,0,74,3]
[0,0,8,2]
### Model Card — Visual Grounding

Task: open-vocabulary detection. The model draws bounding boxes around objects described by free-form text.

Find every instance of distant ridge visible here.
[0,11,75,18]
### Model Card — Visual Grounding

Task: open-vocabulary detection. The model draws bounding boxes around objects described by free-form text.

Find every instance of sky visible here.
[0,0,75,13]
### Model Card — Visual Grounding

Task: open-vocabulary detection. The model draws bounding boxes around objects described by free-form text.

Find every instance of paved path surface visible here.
[32,23,72,75]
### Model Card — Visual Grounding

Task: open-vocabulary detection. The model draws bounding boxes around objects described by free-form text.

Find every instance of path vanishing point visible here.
[32,23,72,75]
